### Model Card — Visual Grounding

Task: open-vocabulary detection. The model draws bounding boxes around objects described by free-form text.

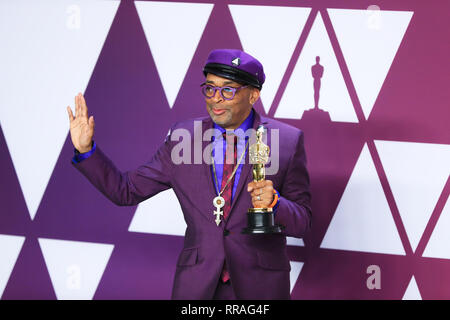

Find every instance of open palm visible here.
[67,93,95,153]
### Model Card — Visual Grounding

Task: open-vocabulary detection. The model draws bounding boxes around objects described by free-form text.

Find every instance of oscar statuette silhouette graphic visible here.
[312,55,324,109]
[242,125,283,234]
[301,56,331,122]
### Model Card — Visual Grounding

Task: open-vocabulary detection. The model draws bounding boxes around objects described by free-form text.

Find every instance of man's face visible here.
[204,73,260,130]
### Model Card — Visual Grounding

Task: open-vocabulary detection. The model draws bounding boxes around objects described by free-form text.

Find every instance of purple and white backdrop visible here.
[0,0,449,300]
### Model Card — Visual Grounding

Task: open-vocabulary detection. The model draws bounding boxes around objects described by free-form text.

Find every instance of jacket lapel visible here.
[201,117,217,199]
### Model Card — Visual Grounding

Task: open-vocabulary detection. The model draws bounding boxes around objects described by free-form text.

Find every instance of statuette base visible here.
[242,208,283,234]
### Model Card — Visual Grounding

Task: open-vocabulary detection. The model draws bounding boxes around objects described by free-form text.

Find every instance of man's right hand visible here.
[67,93,95,153]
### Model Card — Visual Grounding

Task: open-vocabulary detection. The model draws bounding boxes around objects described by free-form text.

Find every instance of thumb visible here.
[89,115,95,128]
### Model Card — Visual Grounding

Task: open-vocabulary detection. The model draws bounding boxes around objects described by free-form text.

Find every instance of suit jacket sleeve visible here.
[71,132,174,206]
[274,130,312,238]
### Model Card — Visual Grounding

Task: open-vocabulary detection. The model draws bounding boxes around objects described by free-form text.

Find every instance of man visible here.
[67,49,311,300]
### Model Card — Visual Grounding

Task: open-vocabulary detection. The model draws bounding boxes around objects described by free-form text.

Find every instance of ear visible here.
[249,87,260,105]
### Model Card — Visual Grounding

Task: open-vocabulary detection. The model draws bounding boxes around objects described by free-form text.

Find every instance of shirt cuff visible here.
[269,189,280,215]
[72,141,96,164]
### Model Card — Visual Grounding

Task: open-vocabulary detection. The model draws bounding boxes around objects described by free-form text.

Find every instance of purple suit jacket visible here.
[72,110,311,300]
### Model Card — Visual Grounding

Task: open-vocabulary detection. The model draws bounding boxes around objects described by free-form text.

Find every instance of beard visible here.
[207,103,232,128]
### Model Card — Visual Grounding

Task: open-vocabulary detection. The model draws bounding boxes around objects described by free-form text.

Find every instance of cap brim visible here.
[203,63,261,89]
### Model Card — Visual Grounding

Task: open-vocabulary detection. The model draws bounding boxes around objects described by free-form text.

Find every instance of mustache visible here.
[208,104,230,111]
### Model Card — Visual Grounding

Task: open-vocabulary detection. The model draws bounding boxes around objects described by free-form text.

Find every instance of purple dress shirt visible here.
[211,109,279,211]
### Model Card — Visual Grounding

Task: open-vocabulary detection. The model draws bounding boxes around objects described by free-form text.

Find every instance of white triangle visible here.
[375,140,450,253]
[320,144,405,255]
[423,197,450,259]
[0,0,120,220]
[135,1,213,108]
[229,5,311,114]
[327,9,413,119]
[402,276,422,300]
[0,234,25,298]
[129,189,186,236]
[275,12,357,122]
[287,237,305,247]
[38,238,114,300]
[289,261,304,294]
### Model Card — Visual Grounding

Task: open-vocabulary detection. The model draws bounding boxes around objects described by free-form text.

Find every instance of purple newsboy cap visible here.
[203,49,265,90]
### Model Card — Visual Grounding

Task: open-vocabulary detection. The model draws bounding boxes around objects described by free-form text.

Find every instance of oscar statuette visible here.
[242,125,283,234]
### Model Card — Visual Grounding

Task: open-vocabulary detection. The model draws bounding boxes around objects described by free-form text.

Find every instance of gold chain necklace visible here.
[211,136,249,226]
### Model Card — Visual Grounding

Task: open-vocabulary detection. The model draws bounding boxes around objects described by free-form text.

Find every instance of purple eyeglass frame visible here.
[200,82,249,101]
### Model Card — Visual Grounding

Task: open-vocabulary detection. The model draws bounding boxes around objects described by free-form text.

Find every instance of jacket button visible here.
[223,229,230,236]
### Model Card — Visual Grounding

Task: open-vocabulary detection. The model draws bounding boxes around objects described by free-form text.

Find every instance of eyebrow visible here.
[205,80,236,86]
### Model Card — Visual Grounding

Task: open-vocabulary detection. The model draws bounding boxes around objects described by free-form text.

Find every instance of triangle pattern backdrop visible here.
[135,1,214,108]
[38,238,114,300]
[0,0,449,300]
[375,140,450,253]
[320,144,405,255]
[289,261,304,294]
[0,0,120,220]
[129,189,186,236]
[275,12,357,122]
[0,234,25,298]
[229,5,311,114]
[423,198,450,259]
[402,276,422,300]
[327,8,414,119]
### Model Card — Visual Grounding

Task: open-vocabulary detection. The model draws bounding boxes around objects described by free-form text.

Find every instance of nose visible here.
[211,88,223,103]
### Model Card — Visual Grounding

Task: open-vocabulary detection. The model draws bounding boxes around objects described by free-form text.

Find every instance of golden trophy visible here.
[242,125,283,234]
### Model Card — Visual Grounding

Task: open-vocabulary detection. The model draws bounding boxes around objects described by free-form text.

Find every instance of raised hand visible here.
[67,93,95,153]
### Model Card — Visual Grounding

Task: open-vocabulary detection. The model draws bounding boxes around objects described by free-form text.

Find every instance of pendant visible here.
[213,196,225,226]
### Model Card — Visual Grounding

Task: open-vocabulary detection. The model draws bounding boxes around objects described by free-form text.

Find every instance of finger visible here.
[248,180,273,192]
[77,93,84,118]
[264,180,273,187]
[252,195,266,202]
[248,182,265,193]
[252,197,271,208]
[80,93,88,118]
[88,115,95,129]
[251,192,274,208]
[67,106,74,122]
[253,180,266,189]
[251,185,272,197]
[77,93,84,119]
[251,194,270,204]
[250,188,262,197]
[252,187,272,199]
[74,94,79,118]
[258,180,272,188]
[263,185,274,195]
[78,93,84,118]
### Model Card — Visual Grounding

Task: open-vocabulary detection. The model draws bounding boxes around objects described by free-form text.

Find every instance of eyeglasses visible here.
[200,83,249,101]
